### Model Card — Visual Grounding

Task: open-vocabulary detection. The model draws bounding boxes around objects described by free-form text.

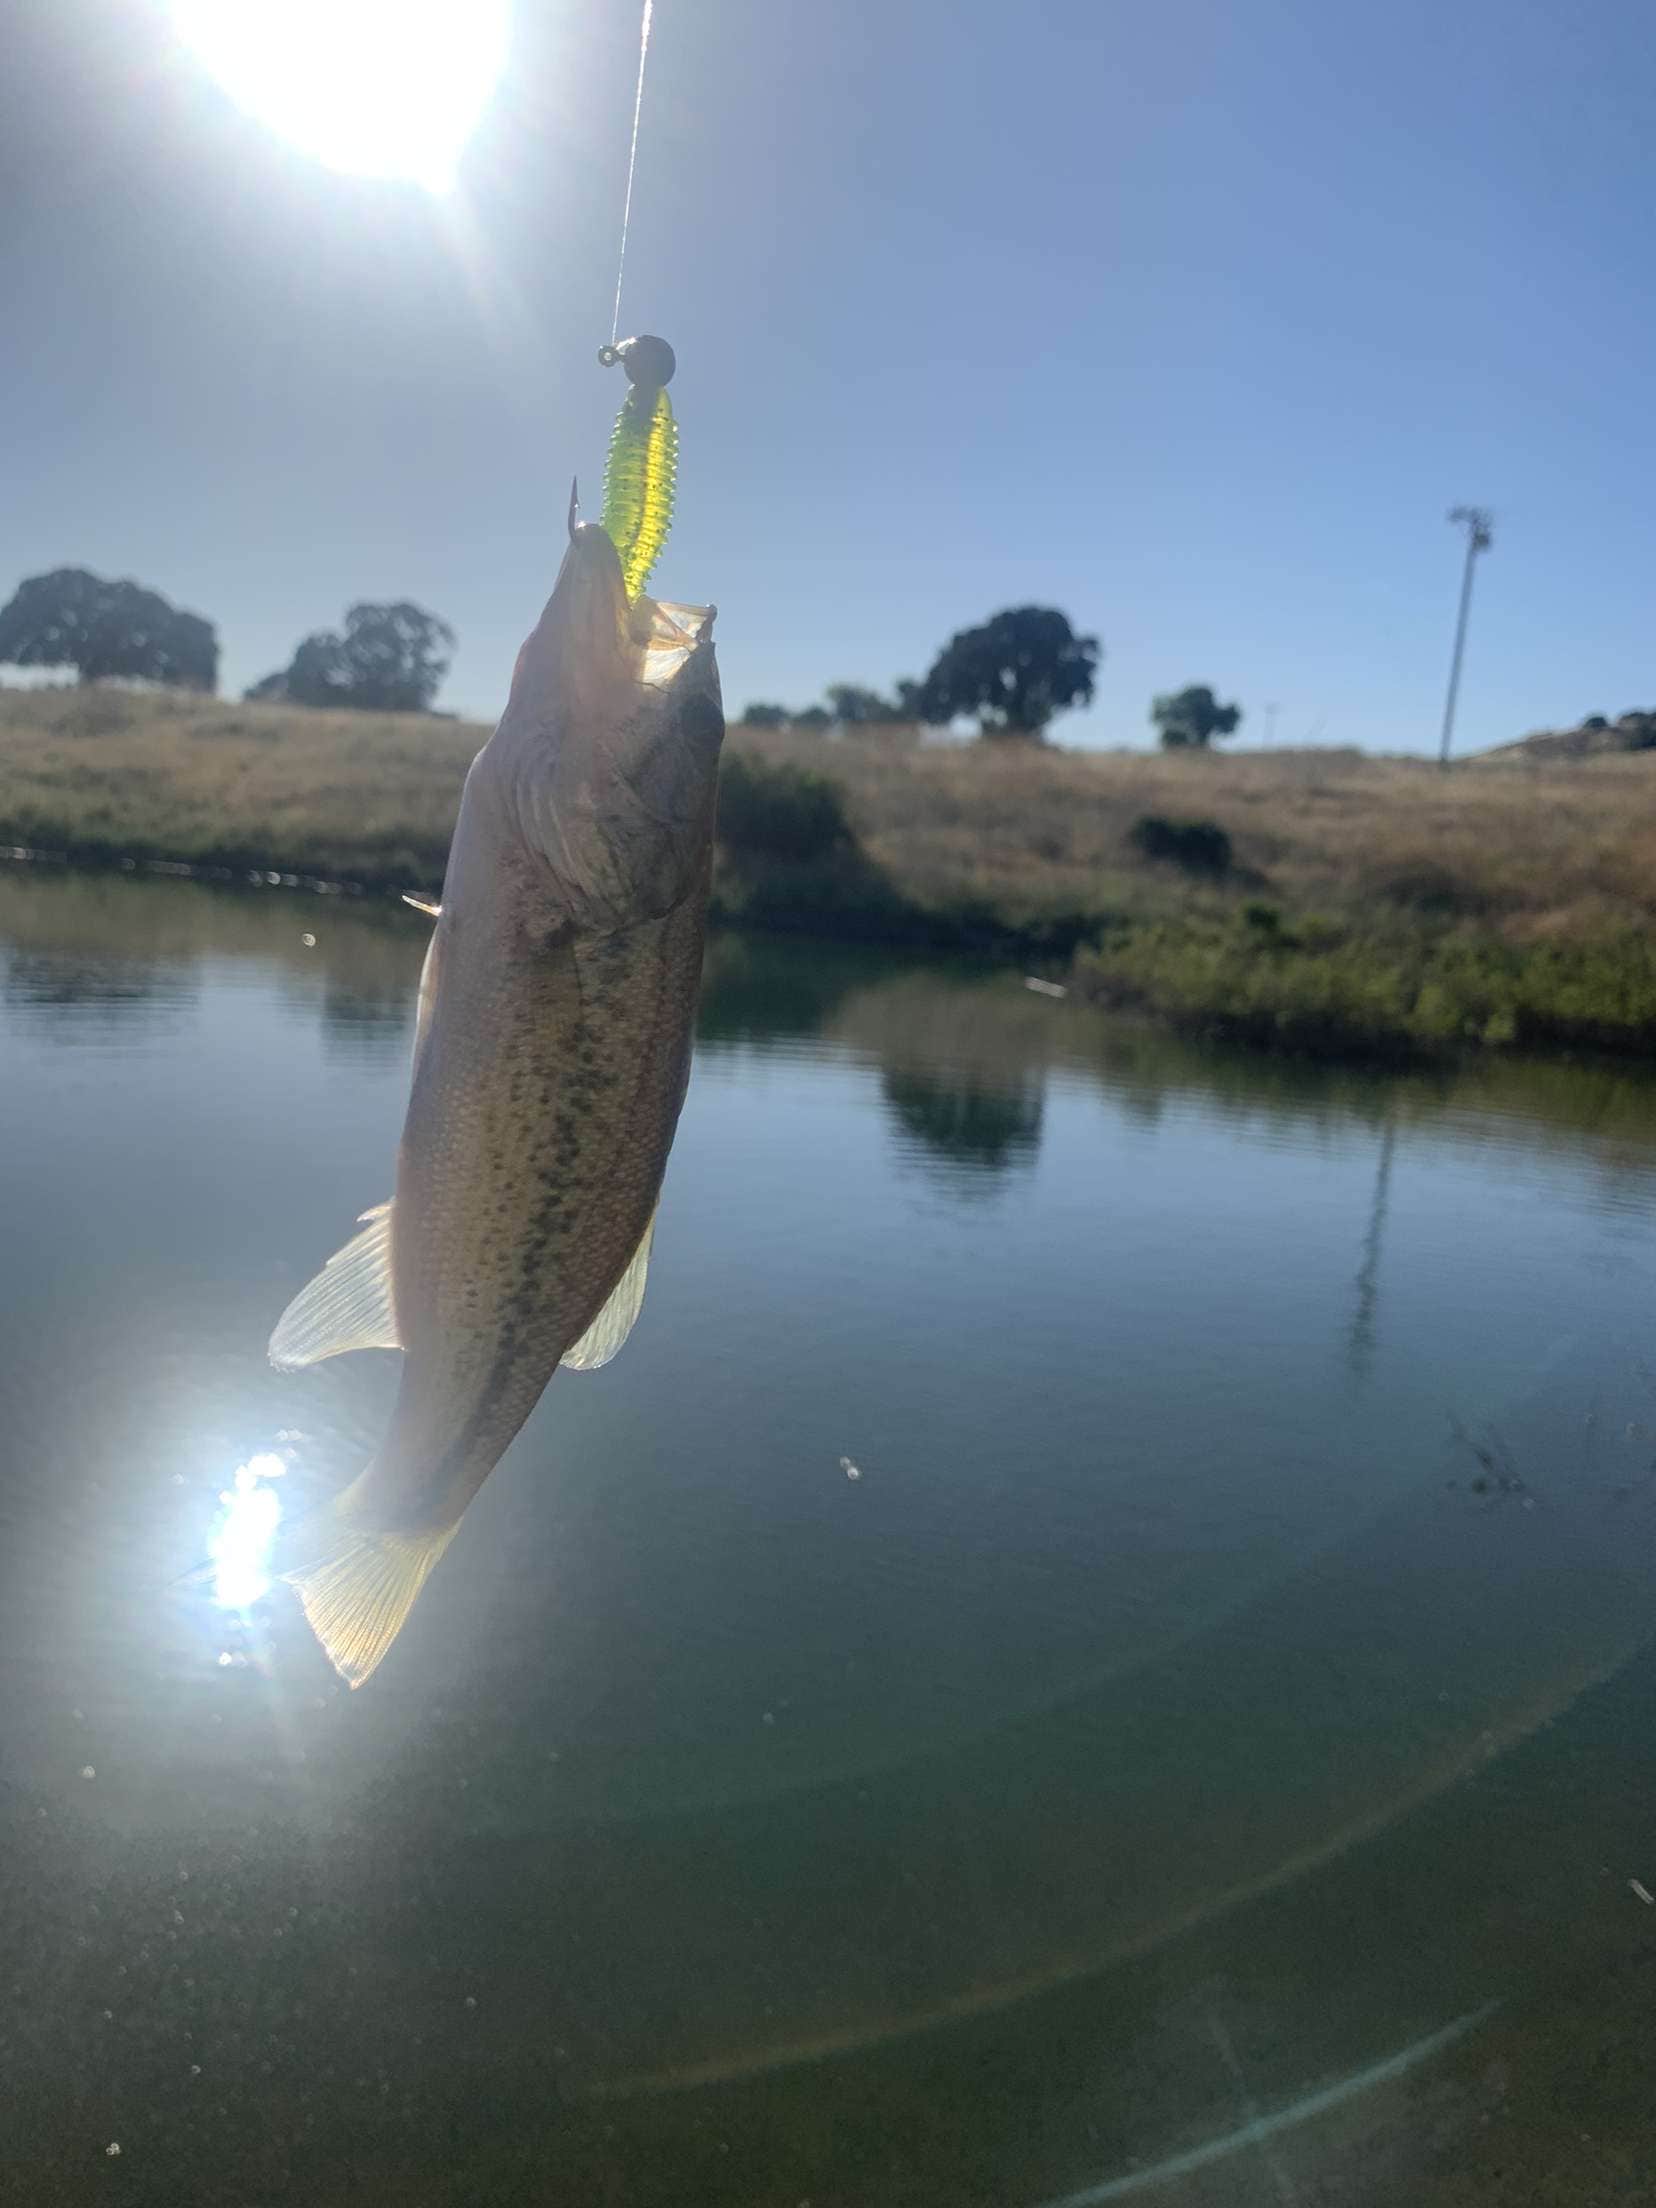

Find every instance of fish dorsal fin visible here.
[561,1209,657,1372]
[402,893,442,918]
[284,1507,456,1688]
[269,1203,401,1370]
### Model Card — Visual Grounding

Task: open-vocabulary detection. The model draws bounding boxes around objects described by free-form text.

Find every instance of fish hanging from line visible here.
[269,502,723,1686]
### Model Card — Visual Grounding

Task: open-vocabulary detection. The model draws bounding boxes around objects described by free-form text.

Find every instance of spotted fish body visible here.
[270,525,723,1684]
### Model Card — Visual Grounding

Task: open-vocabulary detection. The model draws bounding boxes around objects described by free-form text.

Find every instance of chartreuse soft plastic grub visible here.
[597,334,677,600]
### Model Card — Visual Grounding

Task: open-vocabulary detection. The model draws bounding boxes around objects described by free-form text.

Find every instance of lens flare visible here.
[1032,2003,1498,2208]
[173,0,509,194]
[208,1451,286,1610]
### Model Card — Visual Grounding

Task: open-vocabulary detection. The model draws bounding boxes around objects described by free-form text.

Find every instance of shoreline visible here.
[6,686,1656,1073]
[6,839,1656,1074]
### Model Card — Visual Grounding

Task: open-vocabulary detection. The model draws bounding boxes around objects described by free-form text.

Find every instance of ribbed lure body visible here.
[597,334,679,602]
[601,384,677,600]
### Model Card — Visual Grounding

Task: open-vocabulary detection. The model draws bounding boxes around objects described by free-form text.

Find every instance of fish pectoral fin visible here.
[268,1202,402,1370]
[402,893,442,918]
[284,1507,456,1689]
[561,1209,657,1372]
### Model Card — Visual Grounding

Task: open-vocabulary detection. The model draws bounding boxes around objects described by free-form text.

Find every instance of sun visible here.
[173,0,509,194]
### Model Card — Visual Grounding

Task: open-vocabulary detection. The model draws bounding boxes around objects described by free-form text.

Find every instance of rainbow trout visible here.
[269,522,722,1684]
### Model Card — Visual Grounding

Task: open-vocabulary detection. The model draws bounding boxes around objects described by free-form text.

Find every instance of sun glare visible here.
[208,1451,286,1610]
[173,0,509,193]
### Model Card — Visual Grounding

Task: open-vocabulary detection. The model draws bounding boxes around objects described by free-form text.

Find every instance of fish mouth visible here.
[550,523,717,688]
[556,523,715,652]
[555,523,631,648]
[508,521,715,715]
[506,524,630,705]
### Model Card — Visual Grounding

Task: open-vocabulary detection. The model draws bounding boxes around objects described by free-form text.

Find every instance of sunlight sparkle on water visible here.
[173,0,509,193]
[208,1452,286,1610]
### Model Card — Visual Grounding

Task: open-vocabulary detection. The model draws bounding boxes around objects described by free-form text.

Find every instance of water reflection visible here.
[881,1063,1044,1185]
[0,863,428,1061]
[1346,1118,1397,1382]
[696,932,888,1050]
[317,979,414,1060]
[2,950,197,1033]
[8,865,1656,2204]
[6,864,1655,1221]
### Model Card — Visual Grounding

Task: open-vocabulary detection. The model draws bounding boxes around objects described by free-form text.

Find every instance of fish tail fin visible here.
[281,1490,457,1689]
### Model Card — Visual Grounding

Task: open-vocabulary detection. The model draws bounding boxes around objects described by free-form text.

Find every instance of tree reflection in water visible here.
[881,1063,1044,1187]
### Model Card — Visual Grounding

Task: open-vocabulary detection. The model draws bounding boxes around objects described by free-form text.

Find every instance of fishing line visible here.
[595,0,678,600]
[609,0,656,348]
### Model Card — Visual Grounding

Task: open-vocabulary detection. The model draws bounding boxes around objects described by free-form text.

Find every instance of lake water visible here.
[6,864,1656,2205]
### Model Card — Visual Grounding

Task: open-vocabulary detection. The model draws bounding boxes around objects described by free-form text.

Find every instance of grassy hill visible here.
[0,684,475,886]
[1473,709,1656,766]
[5,683,1656,1061]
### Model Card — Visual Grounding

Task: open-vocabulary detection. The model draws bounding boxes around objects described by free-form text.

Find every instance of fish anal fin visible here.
[284,1512,456,1688]
[561,1209,656,1372]
[269,1203,401,1370]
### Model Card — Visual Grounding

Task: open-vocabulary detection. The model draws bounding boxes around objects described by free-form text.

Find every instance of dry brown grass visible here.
[4,684,1655,948]
[739,726,1656,939]
[0,684,478,885]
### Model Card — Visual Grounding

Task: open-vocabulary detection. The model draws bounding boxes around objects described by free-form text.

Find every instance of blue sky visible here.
[4,0,1652,750]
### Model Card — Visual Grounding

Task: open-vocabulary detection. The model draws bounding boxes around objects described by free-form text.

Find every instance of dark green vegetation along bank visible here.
[5,683,1656,1063]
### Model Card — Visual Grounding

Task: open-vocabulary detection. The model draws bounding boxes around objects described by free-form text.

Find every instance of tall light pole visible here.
[1438,505,1493,767]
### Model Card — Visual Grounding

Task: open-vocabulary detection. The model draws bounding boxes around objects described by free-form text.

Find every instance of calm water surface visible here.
[6,865,1656,2204]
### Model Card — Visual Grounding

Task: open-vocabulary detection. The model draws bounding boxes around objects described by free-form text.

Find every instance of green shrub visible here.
[1128,814,1233,875]
[717,753,855,865]
[1363,856,1490,917]
[1075,908,1656,1063]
